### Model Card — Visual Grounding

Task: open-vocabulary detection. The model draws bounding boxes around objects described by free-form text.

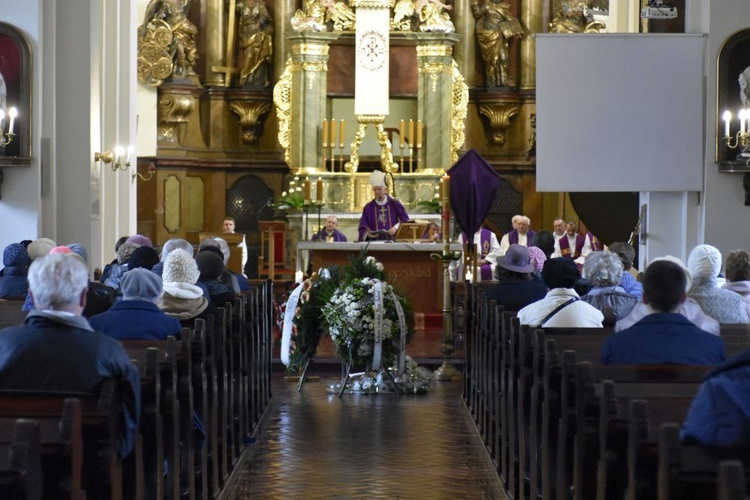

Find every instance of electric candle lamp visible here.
[416,119,423,147]
[399,119,405,148]
[339,119,344,148]
[330,119,337,146]
[304,179,311,203]
[316,178,324,203]
[723,111,731,138]
[409,119,415,147]
[322,119,329,146]
[7,107,17,134]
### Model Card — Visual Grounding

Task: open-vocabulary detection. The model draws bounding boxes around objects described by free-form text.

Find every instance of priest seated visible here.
[358,170,410,241]
[312,215,348,242]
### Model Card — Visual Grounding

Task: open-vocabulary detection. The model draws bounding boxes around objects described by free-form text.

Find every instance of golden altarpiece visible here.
[135,0,559,277]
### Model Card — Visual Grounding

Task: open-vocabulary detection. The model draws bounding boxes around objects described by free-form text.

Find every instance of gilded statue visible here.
[291,0,328,32]
[548,0,606,34]
[391,0,416,31]
[237,0,274,87]
[417,0,455,33]
[138,0,199,83]
[322,0,355,31]
[471,0,524,88]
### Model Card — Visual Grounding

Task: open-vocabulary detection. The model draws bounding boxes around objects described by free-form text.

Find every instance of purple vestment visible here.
[559,234,586,259]
[312,229,347,242]
[462,228,494,281]
[358,196,410,241]
[508,229,536,246]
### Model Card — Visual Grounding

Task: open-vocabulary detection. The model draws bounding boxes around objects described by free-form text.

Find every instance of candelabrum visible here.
[430,237,462,381]
[96,146,155,182]
[722,110,750,162]
[0,107,18,147]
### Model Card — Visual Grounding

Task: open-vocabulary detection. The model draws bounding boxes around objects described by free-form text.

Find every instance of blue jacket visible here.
[601,312,726,365]
[90,300,182,341]
[0,311,140,457]
[0,266,29,298]
[681,349,750,446]
[483,276,548,312]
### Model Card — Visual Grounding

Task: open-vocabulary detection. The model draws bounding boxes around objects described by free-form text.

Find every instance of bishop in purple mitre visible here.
[358,170,410,241]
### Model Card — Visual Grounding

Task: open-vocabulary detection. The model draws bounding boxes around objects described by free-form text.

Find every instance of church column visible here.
[203,0,226,86]
[453,0,477,87]
[285,32,340,174]
[415,33,462,172]
[520,0,543,90]
[274,0,296,82]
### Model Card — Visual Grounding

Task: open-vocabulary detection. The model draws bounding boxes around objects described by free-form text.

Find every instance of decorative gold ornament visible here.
[273,59,293,167]
[478,102,519,146]
[229,100,272,144]
[137,19,174,87]
[416,45,453,58]
[291,43,330,57]
[157,94,195,143]
[451,62,469,163]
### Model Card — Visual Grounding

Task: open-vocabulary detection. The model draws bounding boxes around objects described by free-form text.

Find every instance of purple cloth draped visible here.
[508,229,536,246]
[559,234,586,258]
[358,196,410,241]
[312,229,347,242]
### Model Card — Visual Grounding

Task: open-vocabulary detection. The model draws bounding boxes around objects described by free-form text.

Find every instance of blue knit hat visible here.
[67,243,89,264]
[3,243,30,268]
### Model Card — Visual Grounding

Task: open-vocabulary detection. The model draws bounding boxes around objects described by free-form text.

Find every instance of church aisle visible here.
[225,371,505,499]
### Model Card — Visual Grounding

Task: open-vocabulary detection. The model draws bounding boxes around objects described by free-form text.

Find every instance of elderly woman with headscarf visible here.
[687,244,749,324]
[483,244,547,312]
[582,251,638,325]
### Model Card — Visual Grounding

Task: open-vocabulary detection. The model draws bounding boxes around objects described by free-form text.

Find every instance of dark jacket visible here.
[601,313,726,365]
[0,311,140,457]
[198,278,236,309]
[680,349,750,446]
[483,275,548,312]
[583,286,638,325]
[0,266,29,298]
[90,300,182,341]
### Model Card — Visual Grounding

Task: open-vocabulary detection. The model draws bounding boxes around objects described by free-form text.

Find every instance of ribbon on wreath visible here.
[280,284,304,366]
[390,291,408,376]
[372,281,384,371]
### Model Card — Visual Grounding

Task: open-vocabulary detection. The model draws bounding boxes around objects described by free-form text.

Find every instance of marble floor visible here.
[223,369,505,499]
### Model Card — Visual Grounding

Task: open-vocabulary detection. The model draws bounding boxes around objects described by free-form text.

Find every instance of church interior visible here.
[2,0,750,498]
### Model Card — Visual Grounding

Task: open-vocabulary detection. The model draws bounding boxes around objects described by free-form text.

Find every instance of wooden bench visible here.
[0,419,42,499]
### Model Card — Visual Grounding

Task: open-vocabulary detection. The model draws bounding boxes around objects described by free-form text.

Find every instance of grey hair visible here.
[28,254,88,310]
[582,250,623,287]
[212,237,231,265]
[161,238,193,261]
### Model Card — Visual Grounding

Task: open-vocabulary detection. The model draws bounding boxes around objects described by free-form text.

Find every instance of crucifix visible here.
[378,205,389,226]
[211,0,239,87]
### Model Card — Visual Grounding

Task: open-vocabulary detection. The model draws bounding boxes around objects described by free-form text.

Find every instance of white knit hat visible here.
[369,170,386,188]
[687,244,722,281]
[163,249,200,285]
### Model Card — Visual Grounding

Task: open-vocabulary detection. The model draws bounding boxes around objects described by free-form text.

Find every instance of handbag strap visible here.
[539,297,580,327]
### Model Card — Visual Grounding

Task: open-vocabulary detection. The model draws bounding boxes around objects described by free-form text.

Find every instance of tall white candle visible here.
[7,107,17,134]
[723,110,732,138]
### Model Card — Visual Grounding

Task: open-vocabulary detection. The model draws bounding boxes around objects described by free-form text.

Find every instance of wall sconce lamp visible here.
[0,107,18,146]
[722,109,750,163]
[133,162,156,182]
[95,145,134,171]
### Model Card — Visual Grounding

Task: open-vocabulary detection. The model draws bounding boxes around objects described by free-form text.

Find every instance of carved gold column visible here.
[453,0,477,87]
[415,33,463,172]
[281,32,340,174]
[520,0,544,90]
[274,0,296,82]
[204,0,226,86]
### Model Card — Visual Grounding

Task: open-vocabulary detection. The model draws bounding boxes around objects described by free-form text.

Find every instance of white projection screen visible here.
[536,34,706,192]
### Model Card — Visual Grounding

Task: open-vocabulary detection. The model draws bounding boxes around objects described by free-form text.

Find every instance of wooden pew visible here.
[0,419,42,500]
[718,461,750,500]
[0,379,122,500]
[658,423,750,500]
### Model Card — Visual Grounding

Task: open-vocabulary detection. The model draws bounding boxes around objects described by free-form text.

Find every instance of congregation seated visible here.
[527,245,547,284]
[0,243,30,298]
[157,249,213,327]
[99,235,128,284]
[196,249,237,307]
[615,255,720,335]
[721,249,750,318]
[608,241,643,299]
[127,245,160,271]
[483,244,547,312]
[213,236,250,291]
[90,268,182,341]
[0,253,140,458]
[530,230,555,259]
[582,250,638,325]
[601,259,726,365]
[687,244,749,324]
[151,237,193,277]
[681,348,750,447]
[199,238,242,293]
[517,257,604,327]
[102,241,140,289]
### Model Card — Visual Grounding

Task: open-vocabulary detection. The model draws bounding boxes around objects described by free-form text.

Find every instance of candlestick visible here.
[316,178,324,203]
[330,119,337,147]
[416,119,423,147]
[441,174,450,242]
[304,179,311,203]
[465,269,473,283]
[399,119,405,148]
[409,119,415,148]
[322,119,329,146]
[339,119,345,148]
